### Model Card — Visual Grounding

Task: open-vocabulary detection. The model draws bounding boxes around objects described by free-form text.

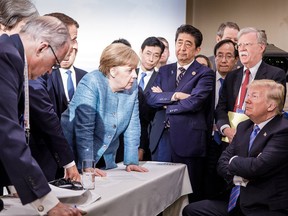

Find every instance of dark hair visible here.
[195,54,212,68]
[111,38,131,47]
[45,12,79,28]
[175,24,203,48]
[213,39,238,58]
[141,36,165,55]
[216,22,240,38]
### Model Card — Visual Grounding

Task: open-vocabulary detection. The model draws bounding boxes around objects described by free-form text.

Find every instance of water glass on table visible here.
[82,159,96,190]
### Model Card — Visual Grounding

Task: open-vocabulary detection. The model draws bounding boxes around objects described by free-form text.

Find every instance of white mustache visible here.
[239,51,249,57]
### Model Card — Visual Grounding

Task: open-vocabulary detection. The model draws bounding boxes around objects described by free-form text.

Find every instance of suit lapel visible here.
[176,61,199,90]
[52,69,68,106]
[249,115,280,155]
[254,62,267,80]
[233,67,244,101]
[167,63,177,91]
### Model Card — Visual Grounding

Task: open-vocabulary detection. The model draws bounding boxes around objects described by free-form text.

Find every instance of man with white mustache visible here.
[215,27,286,144]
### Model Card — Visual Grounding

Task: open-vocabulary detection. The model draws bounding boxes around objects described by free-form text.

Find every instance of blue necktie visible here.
[248,125,260,152]
[213,77,224,144]
[139,72,147,90]
[228,125,260,212]
[228,185,240,212]
[66,70,74,100]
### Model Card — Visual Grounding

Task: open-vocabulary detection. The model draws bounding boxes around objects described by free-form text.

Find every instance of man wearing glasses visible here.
[27,13,86,183]
[215,27,286,144]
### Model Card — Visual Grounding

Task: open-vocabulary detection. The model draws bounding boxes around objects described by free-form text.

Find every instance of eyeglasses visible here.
[215,54,235,61]
[236,42,258,50]
[48,44,61,70]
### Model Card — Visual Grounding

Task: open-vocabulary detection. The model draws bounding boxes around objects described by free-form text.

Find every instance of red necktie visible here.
[234,69,250,112]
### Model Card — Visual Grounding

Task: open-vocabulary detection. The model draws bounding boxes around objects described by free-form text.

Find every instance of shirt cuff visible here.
[7,185,17,194]
[229,155,238,164]
[63,161,76,169]
[220,124,230,135]
[30,191,59,215]
[171,93,178,101]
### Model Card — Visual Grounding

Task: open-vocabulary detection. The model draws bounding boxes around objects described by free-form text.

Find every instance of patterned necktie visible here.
[248,125,260,152]
[228,185,240,212]
[227,124,260,212]
[66,70,74,101]
[176,67,186,86]
[139,72,147,90]
[234,69,250,112]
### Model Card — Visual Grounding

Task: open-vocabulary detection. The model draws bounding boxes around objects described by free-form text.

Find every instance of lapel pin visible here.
[192,71,196,76]
[263,132,267,136]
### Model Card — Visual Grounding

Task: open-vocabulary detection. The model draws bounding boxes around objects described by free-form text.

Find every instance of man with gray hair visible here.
[215,27,286,144]
[0,16,82,216]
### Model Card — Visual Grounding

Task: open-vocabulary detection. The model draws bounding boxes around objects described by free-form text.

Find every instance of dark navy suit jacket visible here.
[28,77,75,181]
[0,34,50,204]
[215,62,286,131]
[46,67,87,119]
[138,69,158,153]
[146,61,215,157]
[218,115,288,214]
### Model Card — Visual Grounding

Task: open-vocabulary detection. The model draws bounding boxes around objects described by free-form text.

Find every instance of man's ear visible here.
[36,42,49,56]
[267,102,277,112]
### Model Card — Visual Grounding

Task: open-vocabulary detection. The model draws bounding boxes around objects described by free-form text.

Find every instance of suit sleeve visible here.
[228,127,288,180]
[166,69,215,114]
[215,72,231,129]
[29,78,74,167]
[0,52,50,205]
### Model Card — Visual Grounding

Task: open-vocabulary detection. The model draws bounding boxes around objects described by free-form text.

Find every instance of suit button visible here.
[37,205,44,212]
[113,124,116,129]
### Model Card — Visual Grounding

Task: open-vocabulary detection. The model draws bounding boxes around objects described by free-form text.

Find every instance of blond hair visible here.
[99,43,139,76]
[248,79,285,114]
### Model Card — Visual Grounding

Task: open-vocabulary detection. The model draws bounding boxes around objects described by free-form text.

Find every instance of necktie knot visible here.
[179,67,186,74]
[139,72,147,90]
[177,67,186,86]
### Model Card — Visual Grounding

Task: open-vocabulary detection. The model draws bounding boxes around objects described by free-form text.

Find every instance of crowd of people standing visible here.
[0,0,288,215]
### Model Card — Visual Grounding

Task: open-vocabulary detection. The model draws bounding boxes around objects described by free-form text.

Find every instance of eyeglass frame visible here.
[48,44,61,70]
[235,42,261,50]
[215,53,235,61]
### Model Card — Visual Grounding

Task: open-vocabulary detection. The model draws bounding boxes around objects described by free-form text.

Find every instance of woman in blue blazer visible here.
[61,43,148,174]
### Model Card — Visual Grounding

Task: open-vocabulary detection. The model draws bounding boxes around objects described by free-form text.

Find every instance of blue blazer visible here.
[146,61,215,157]
[0,34,50,204]
[61,70,140,169]
[46,67,87,119]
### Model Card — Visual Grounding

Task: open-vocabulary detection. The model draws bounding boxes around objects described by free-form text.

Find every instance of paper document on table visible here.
[49,184,101,207]
[222,111,249,142]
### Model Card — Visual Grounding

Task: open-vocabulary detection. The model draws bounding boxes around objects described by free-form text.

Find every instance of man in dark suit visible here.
[0,16,81,215]
[116,36,164,162]
[183,79,288,216]
[216,27,286,144]
[29,13,86,181]
[45,13,87,119]
[146,24,215,202]
[204,39,239,199]
[137,36,165,161]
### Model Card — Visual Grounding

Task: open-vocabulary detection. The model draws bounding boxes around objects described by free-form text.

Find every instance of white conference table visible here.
[1,161,192,216]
